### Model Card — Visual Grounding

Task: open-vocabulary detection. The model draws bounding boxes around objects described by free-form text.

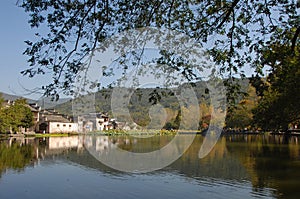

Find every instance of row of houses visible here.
[10,102,119,134]
[37,109,118,134]
[77,113,118,133]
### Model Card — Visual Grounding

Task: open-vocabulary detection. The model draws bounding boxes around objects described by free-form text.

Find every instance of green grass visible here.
[88,129,184,136]
[26,132,78,137]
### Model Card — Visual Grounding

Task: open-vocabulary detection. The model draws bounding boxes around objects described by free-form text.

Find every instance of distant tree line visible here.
[55,71,299,132]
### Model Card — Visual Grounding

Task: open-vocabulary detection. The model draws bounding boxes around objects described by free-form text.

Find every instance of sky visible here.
[0,1,260,100]
[0,1,50,99]
[0,2,210,100]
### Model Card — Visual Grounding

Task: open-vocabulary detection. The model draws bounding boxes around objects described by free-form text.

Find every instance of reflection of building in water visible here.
[48,136,84,150]
[83,136,118,153]
[76,113,117,132]
[84,136,93,148]
[95,136,118,152]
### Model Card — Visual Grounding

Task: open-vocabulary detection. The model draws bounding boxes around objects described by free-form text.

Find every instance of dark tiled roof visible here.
[43,114,71,123]
[26,104,40,112]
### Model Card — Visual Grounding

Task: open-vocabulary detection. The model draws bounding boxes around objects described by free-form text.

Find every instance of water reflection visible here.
[84,134,196,172]
[224,135,300,199]
[0,137,35,177]
[0,134,299,198]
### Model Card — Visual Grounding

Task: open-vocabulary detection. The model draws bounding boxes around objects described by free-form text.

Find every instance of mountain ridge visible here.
[0,91,71,109]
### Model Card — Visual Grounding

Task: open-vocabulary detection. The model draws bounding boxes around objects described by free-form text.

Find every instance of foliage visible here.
[251,44,300,131]
[18,0,300,100]
[0,94,4,105]
[0,98,34,133]
[225,85,258,129]
[0,141,34,176]
[164,110,181,130]
[0,95,10,133]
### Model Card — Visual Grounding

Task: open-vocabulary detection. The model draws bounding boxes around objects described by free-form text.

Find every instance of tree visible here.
[0,95,10,133]
[251,43,300,131]
[225,84,258,129]
[0,94,4,106]
[20,107,34,130]
[12,99,34,132]
[18,0,300,100]
[163,110,181,130]
[199,102,212,130]
[0,98,34,133]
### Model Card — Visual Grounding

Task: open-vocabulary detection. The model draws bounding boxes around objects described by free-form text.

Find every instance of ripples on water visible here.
[0,134,299,199]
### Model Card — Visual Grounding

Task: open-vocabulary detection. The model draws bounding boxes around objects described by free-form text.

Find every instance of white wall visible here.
[48,122,78,133]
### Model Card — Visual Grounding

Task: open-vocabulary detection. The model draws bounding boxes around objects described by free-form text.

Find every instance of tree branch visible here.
[216,0,239,29]
[291,26,300,52]
[168,0,175,28]
[146,0,164,26]
[56,3,96,82]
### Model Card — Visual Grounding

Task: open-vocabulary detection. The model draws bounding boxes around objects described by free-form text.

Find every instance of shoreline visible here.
[1,129,300,137]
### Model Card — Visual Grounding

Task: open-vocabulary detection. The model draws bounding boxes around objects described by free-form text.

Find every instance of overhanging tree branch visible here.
[216,0,240,29]
[56,2,97,83]
[291,26,300,52]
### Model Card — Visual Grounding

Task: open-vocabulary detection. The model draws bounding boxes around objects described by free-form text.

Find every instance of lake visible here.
[0,134,299,199]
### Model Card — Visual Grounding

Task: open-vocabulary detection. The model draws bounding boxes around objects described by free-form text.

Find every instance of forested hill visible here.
[54,79,250,124]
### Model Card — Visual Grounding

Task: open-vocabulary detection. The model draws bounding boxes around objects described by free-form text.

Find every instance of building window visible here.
[69,125,72,128]
[63,124,66,127]
[57,124,60,127]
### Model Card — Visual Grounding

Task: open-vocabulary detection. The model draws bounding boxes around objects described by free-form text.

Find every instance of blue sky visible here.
[0,1,48,99]
[0,1,260,100]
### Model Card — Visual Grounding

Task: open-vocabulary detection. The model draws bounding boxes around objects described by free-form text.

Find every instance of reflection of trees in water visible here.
[225,135,300,198]
[161,134,299,198]
[0,138,36,177]
[0,135,299,198]
[116,135,175,153]
[169,135,249,180]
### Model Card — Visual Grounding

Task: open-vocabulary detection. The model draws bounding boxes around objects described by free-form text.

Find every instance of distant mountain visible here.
[0,92,71,109]
[53,78,251,117]
[0,92,35,103]
[35,97,72,109]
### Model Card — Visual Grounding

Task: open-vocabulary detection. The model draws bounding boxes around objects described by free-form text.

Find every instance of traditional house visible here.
[3,100,14,107]
[36,109,78,133]
[76,113,117,133]
[26,103,41,132]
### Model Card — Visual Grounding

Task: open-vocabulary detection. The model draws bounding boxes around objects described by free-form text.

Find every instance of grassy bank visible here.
[88,129,196,136]
[25,132,79,138]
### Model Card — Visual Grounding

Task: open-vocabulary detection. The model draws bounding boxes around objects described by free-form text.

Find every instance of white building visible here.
[36,109,78,133]
[76,113,117,133]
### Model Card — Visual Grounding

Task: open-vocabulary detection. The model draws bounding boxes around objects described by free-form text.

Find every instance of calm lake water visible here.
[0,134,299,199]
